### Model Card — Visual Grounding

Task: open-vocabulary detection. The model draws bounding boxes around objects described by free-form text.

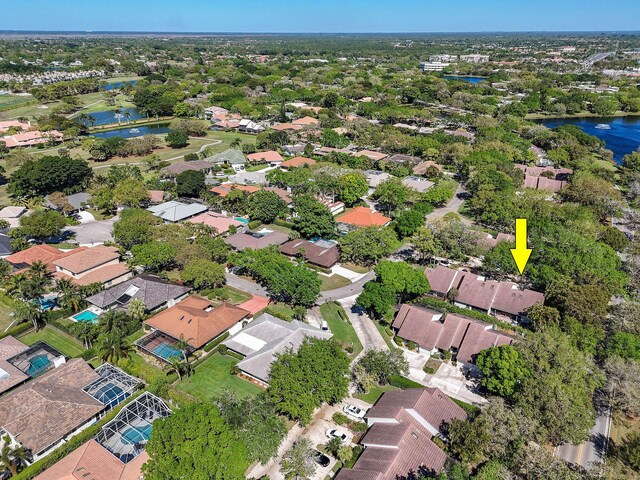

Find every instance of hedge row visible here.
[0,322,32,341]
[203,331,230,352]
[273,219,294,229]
[417,296,526,334]
[388,375,424,389]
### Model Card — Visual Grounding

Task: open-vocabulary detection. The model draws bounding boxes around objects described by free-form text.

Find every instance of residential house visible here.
[354,150,388,162]
[1,130,63,148]
[0,361,139,461]
[282,144,306,156]
[392,304,515,364]
[365,170,392,192]
[0,336,30,395]
[292,116,320,127]
[0,234,11,257]
[386,154,422,166]
[51,245,131,288]
[148,190,165,204]
[336,388,466,480]
[515,164,572,193]
[270,123,303,132]
[279,239,340,269]
[402,176,434,193]
[0,206,27,229]
[204,106,229,120]
[205,149,247,172]
[160,160,213,177]
[425,266,545,321]
[224,229,290,251]
[337,206,391,230]
[413,161,443,176]
[147,200,208,223]
[85,275,191,314]
[280,156,316,169]
[139,296,250,360]
[247,150,283,165]
[209,183,261,197]
[0,120,31,133]
[45,192,90,214]
[238,118,265,133]
[224,313,332,386]
[188,212,245,234]
[34,392,171,480]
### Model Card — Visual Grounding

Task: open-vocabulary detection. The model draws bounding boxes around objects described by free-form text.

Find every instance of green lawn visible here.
[205,285,253,305]
[341,263,371,274]
[246,164,270,172]
[262,302,297,321]
[20,326,86,357]
[354,385,399,404]
[373,320,396,349]
[0,293,19,332]
[320,274,351,291]
[175,353,261,400]
[320,302,363,358]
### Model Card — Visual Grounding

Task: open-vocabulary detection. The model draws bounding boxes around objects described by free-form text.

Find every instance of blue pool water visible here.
[539,116,640,164]
[27,355,52,377]
[121,424,153,445]
[234,217,250,225]
[152,343,183,361]
[37,297,57,311]
[90,123,171,140]
[444,75,487,84]
[93,383,126,408]
[73,310,100,323]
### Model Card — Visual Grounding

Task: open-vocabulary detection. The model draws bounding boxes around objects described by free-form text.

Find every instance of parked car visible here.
[343,404,366,419]
[325,428,350,443]
[311,449,330,467]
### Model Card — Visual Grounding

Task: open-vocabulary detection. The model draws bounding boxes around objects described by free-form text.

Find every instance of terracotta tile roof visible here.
[188,212,244,234]
[0,359,103,455]
[148,190,165,203]
[55,262,131,287]
[270,123,303,131]
[237,295,270,316]
[353,150,388,161]
[0,336,30,395]
[264,187,292,204]
[53,246,119,275]
[144,296,250,348]
[5,244,65,269]
[280,156,316,168]
[247,151,284,162]
[209,183,261,197]
[34,439,149,480]
[279,239,340,268]
[337,207,390,227]
[292,116,320,126]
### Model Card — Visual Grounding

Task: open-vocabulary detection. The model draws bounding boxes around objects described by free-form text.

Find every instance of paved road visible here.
[555,406,612,469]
[425,184,471,225]
[225,272,268,297]
[318,271,376,303]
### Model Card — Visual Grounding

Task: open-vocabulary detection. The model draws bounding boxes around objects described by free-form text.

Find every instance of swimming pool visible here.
[26,354,52,377]
[152,343,183,361]
[121,423,153,445]
[38,297,57,311]
[234,217,250,224]
[72,310,100,323]
[93,383,126,408]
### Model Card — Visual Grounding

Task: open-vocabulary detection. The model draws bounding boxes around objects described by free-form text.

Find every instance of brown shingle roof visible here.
[224,230,290,251]
[279,239,340,268]
[0,336,29,394]
[424,266,462,296]
[144,296,250,348]
[492,282,545,316]
[0,359,103,455]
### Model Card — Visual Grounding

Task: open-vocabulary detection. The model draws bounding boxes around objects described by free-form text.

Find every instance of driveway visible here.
[319,271,375,302]
[425,184,472,225]
[64,216,117,246]
[555,403,612,469]
[337,295,388,357]
[75,211,95,224]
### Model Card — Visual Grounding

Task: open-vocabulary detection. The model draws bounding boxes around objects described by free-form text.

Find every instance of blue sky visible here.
[1,0,639,33]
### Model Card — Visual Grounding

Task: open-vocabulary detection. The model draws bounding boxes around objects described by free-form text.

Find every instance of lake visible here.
[539,116,640,163]
[90,123,171,139]
[83,107,146,126]
[103,80,137,90]
[444,75,487,84]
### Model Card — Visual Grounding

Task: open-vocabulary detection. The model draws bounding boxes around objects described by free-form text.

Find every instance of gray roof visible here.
[224,313,332,383]
[205,149,246,165]
[224,230,289,251]
[402,176,434,193]
[86,275,191,311]
[147,201,208,222]
[44,192,90,211]
[0,234,12,257]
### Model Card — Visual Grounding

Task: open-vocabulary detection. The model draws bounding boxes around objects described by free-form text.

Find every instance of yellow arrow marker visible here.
[510,218,532,275]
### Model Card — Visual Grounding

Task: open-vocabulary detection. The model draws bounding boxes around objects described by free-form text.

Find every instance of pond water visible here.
[90,123,171,139]
[103,80,137,90]
[444,75,487,84]
[82,107,146,126]
[539,116,640,164]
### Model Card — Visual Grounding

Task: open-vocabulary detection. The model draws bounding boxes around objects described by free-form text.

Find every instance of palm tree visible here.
[114,108,122,125]
[128,298,146,321]
[123,111,132,124]
[55,277,81,312]
[164,356,185,382]
[24,261,53,303]
[72,322,96,349]
[174,335,194,377]
[230,137,242,149]
[14,302,45,330]
[0,436,31,477]
[96,332,133,363]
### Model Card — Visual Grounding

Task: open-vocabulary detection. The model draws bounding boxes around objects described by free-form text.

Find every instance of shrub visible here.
[393,336,404,347]
[388,375,423,389]
[217,344,229,355]
[247,219,261,230]
[203,331,230,352]
[332,412,350,425]
[351,422,368,433]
